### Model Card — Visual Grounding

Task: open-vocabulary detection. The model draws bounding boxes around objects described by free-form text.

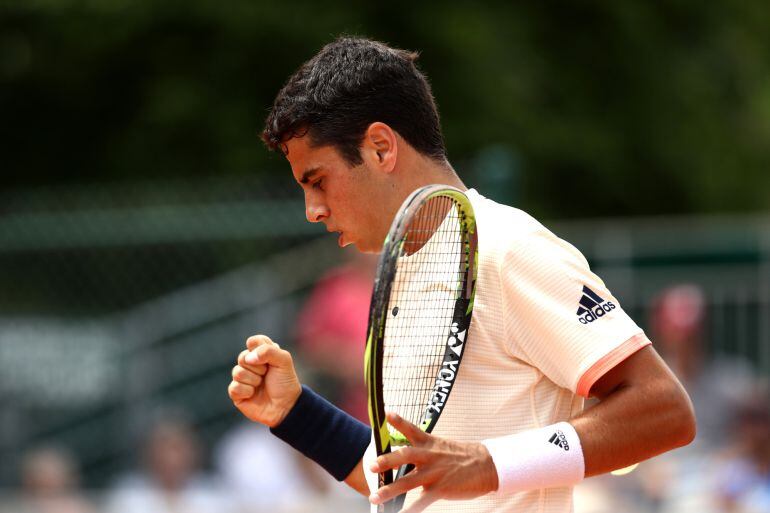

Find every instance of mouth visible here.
[324,225,351,247]
[334,230,351,248]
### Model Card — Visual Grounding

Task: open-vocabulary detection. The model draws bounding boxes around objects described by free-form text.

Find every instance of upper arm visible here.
[587,344,697,450]
[572,344,697,476]
[588,345,686,400]
[500,230,647,394]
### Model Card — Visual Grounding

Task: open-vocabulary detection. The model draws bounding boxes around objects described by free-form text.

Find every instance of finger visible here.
[245,342,293,368]
[399,490,438,513]
[237,350,267,376]
[228,380,255,401]
[371,447,425,473]
[369,467,427,505]
[386,412,430,445]
[246,334,278,351]
[231,365,264,388]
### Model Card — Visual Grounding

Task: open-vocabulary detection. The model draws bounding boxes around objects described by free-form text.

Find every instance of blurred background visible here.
[1,1,769,512]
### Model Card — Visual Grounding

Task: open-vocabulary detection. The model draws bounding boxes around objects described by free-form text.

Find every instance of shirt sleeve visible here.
[500,227,650,396]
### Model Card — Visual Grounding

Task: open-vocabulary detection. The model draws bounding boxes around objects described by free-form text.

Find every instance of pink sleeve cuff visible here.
[575,333,651,397]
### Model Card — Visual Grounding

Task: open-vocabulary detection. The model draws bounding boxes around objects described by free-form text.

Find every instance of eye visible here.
[312,178,324,191]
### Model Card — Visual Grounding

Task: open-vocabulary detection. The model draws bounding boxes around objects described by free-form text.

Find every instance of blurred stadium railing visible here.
[559,214,770,368]
[0,176,340,487]
[0,178,768,504]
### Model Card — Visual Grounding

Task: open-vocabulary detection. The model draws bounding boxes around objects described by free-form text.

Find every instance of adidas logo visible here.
[548,430,570,451]
[576,285,616,324]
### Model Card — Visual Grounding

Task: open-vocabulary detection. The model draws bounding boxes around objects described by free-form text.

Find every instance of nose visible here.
[305,192,329,223]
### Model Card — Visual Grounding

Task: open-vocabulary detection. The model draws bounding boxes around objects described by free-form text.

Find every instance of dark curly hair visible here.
[262,37,446,165]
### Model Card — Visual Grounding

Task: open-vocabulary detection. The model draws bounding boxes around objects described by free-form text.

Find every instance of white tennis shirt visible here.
[364,188,650,513]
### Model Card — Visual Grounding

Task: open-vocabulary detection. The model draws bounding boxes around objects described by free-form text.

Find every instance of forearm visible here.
[479,347,695,498]
[570,349,696,477]
[271,386,372,485]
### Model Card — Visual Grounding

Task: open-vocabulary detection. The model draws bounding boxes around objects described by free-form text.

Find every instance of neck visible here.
[380,145,468,247]
[398,151,466,193]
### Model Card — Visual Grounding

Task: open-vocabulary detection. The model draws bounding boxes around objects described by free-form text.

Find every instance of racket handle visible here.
[383,498,404,513]
[389,463,415,511]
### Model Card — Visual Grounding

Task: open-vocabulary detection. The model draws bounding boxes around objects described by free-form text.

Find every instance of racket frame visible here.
[364,185,478,512]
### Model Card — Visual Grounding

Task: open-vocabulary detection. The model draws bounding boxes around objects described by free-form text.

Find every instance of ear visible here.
[361,122,397,173]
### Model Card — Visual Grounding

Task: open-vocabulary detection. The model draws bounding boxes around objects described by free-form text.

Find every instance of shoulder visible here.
[466,188,541,238]
[466,189,588,269]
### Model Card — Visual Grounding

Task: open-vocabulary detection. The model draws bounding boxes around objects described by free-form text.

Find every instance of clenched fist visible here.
[228,334,302,428]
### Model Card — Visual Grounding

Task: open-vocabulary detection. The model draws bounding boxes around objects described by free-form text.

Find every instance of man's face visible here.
[284,135,391,253]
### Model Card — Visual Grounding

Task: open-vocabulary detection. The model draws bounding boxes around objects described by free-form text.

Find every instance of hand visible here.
[368,412,499,513]
[228,334,302,428]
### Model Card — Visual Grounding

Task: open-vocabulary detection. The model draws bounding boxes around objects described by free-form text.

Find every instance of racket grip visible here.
[389,463,415,511]
[383,499,403,513]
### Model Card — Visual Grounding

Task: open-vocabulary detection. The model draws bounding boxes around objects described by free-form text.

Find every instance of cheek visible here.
[332,168,383,230]
[352,195,378,220]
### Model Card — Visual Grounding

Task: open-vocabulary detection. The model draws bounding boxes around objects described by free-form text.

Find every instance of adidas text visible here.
[576,285,616,324]
[578,302,616,324]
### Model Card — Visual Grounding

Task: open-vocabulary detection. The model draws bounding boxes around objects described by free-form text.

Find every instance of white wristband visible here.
[481,422,585,494]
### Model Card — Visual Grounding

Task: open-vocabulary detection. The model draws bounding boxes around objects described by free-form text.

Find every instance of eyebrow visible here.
[299,167,321,185]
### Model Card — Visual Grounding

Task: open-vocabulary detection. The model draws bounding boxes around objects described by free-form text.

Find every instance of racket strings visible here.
[382,195,469,438]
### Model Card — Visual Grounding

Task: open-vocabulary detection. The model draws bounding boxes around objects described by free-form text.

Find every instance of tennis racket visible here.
[364,184,478,512]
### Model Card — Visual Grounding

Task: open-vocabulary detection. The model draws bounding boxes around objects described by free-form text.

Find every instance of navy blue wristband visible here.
[270,385,371,481]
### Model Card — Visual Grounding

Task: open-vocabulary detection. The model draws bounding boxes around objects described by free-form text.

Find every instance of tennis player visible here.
[228,37,696,513]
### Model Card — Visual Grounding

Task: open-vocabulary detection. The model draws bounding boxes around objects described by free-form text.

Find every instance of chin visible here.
[354,241,381,254]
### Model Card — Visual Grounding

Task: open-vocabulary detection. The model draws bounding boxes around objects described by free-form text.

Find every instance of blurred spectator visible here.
[214,421,337,512]
[713,388,770,513]
[295,248,376,422]
[650,284,754,447]
[17,446,95,513]
[579,284,761,513]
[595,284,762,513]
[105,415,229,513]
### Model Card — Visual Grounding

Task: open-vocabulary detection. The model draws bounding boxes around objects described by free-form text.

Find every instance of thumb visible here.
[246,334,275,351]
[245,343,291,368]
